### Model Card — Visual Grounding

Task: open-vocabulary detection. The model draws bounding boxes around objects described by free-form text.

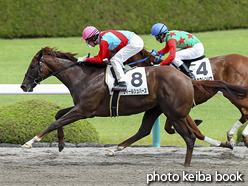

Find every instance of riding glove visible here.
[77,56,87,63]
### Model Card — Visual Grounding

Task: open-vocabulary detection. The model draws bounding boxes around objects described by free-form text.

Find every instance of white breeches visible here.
[171,43,204,67]
[110,34,144,82]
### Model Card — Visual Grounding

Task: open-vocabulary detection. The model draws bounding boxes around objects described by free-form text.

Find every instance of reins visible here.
[125,49,164,66]
[28,49,164,85]
[40,61,80,83]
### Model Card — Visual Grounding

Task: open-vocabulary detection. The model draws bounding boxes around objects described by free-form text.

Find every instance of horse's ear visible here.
[38,47,44,58]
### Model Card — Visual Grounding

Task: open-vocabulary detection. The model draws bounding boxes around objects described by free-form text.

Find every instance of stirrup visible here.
[112,82,127,91]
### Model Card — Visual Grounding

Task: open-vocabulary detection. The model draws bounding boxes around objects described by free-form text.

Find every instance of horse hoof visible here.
[22,144,31,149]
[245,142,248,148]
[194,119,203,126]
[117,146,124,151]
[183,163,190,167]
[59,144,65,152]
[105,149,115,156]
[227,140,235,150]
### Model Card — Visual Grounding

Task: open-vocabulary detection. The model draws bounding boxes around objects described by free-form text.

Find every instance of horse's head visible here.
[21,48,51,92]
[21,47,79,92]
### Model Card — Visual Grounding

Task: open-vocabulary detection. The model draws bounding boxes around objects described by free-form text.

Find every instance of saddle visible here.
[171,55,214,81]
[182,55,205,68]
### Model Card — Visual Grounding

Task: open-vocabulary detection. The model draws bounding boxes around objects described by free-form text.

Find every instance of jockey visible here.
[79,26,144,91]
[150,23,204,80]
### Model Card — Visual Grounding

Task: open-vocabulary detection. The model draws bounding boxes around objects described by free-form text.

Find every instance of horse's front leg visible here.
[225,120,243,148]
[57,127,65,152]
[22,106,84,150]
[226,108,247,148]
[106,107,162,156]
[55,107,74,152]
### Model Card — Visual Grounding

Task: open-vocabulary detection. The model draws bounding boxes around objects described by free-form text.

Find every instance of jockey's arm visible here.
[160,39,177,66]
[86,40,111,63]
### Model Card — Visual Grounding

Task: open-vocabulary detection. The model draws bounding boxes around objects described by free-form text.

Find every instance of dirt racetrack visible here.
[0,146,247,186]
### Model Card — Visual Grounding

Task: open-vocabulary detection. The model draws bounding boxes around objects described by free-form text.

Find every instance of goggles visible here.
[85,39,92,48]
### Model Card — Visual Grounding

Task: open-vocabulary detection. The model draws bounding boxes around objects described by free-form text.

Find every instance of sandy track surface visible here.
[0,146,247,186]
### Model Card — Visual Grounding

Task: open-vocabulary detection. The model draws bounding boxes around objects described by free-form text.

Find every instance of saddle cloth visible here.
[105,65,149,96]
[188,58,214,81]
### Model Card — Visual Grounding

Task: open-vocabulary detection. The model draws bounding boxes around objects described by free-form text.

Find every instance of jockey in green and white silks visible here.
[150,23,204,79]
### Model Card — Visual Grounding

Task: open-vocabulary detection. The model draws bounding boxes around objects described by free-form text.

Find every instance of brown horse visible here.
[21,47,248,167]
[125,48,248,148]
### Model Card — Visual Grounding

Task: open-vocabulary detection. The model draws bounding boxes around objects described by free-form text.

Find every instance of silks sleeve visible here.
[160,39,177,66]
[86,40,110,63]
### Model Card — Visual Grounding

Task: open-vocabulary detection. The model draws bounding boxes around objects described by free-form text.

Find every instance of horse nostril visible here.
[20,84,26,91]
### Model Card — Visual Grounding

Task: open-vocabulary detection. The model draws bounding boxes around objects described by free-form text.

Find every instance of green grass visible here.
[0,29,247,146]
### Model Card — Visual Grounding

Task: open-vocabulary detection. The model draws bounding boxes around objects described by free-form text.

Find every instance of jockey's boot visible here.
[179,63,196,80]
[112,81,127,91]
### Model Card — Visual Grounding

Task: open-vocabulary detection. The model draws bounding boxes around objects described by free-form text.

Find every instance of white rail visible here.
[0,84,70,95]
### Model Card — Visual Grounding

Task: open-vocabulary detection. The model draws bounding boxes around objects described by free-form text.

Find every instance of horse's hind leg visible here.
[164,119,176,134]
[171,116,196,167]
[55,107,74,152]
[166,115,225,148]
[164,117,203,135]
[106,107,162,155]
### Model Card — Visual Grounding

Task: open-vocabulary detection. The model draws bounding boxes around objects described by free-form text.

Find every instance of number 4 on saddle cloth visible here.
[182,56,214,81]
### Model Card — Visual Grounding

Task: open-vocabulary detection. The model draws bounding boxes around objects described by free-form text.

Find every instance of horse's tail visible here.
[192,80,248,100]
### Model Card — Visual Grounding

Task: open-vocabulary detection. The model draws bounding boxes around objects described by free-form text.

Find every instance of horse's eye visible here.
[30,65,35,70]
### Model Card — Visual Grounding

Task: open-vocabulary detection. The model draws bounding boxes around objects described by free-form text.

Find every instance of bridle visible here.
[26,54,80,85]
[25,55,51,85]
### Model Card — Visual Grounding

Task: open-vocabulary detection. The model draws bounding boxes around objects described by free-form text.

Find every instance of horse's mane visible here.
[140,48,151,57]
[38,46,78,62]
[38,46,107,68]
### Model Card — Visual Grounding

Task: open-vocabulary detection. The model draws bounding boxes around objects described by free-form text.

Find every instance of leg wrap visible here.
[25,136,41,147]
[204,136,221,146]
[242,124,248,138]
[227,120,243,138]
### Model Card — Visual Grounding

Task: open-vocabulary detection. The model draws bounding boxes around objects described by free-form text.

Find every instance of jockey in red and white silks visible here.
[79,26,144,91]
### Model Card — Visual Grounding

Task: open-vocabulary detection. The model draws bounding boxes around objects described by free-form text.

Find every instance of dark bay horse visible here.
[126,48,248,148]
[21,47,248,167]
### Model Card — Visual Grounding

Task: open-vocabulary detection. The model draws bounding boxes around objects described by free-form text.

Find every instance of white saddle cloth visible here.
[105,65,149,96]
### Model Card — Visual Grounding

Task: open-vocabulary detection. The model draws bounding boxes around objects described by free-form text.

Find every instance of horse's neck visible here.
[128,51,161,67]
[47,58,105,90]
